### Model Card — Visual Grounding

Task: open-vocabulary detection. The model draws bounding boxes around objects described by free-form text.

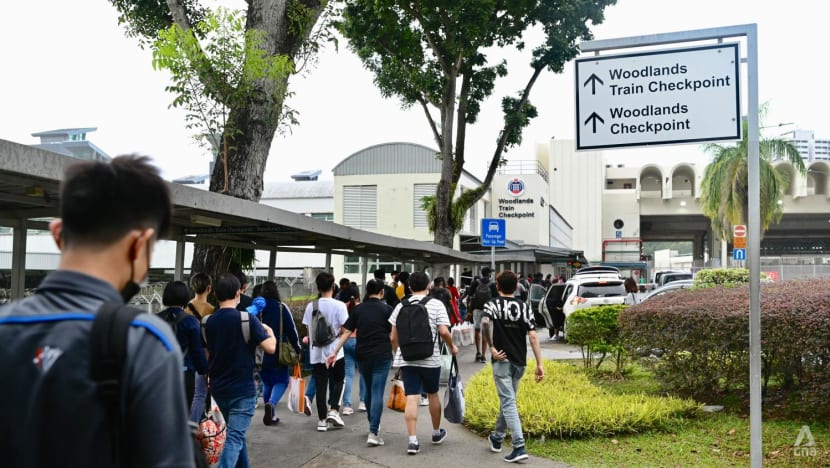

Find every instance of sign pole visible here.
[491,246,496,271]
[746,24,762,468]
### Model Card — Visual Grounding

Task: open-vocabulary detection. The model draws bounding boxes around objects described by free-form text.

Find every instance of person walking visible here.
[257,281,301,426]
[389,272,458,455]
[481,270,545,463]
[204,273,277,468]
[0,155,196,466]
[189,272,216,422]
[623,277,641,305]
[302,272,349,432]
[325,279,394,446]
[464,267,498,363]
[158,281,208,411]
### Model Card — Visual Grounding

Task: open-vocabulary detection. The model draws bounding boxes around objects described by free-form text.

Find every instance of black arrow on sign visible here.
[583,73,604,95]
[584,112,605,133]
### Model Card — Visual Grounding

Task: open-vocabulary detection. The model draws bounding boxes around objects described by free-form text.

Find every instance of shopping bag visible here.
[443,356,465,423]
[387,369,407,412]
[439,343,452,385]
[287,364,306,414]
[196,397,227,465]
[451,326,463,346]
[459,323,475,346]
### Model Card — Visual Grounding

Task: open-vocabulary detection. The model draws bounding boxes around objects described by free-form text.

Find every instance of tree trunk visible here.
[189,0,324,279]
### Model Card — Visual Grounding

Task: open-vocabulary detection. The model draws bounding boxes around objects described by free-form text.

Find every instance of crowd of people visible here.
[0,155,549,467]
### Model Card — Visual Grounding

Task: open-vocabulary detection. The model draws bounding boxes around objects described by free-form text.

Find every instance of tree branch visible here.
[453,72,472,185]
[400,3,450,74]
[417,96,442,149]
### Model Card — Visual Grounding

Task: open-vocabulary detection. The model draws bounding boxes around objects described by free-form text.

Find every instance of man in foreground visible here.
[0,155,196,466]
[481,270,545,463]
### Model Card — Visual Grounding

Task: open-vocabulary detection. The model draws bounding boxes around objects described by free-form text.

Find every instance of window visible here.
[343,256,414,274]
[343,185,377,229]
[310,212,334,222]
[413,184,436,228]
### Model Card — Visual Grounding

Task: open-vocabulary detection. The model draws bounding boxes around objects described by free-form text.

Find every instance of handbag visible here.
[459,323,475,346]
[387,369,407,412]
[278,303,298,366]
[443,356,465,423]
[439,343,452,385]
[197,390,227,465]
[286,364,306,414]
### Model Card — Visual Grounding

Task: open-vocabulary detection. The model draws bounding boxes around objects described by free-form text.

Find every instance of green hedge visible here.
[619,277,830,416]
[464,360,698,439]
[566,305,626,373]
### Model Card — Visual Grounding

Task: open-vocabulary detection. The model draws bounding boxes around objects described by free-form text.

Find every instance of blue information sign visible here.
[733,248,746,261]
[481,218,506,247]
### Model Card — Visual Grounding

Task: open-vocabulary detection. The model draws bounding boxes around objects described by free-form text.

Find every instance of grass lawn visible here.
[524,362,829,467]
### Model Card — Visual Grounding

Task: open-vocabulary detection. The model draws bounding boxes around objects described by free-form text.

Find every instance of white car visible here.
[538,266,626,338]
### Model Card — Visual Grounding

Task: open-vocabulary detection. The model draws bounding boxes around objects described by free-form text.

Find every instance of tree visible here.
[339,0,615,248]
[700,106,805,240]
[110,0,333,279]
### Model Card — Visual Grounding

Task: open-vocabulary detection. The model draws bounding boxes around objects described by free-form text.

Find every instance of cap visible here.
[246,296,266,315]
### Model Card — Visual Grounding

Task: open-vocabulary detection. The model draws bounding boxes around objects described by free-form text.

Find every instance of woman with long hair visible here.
[258,281,301,425]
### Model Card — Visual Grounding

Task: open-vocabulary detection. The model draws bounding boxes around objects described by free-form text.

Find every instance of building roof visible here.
[262,180,333,199]
[31,127,97,137]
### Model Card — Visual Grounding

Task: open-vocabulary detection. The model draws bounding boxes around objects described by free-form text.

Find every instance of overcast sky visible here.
[1,1,827,181]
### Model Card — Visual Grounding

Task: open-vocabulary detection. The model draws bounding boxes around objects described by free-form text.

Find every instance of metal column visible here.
[174,237,185,281]
[10,222,26,300]
[268,250,277,281]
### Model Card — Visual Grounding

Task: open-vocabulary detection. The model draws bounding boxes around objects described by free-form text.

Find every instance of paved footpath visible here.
[247,340,579,467]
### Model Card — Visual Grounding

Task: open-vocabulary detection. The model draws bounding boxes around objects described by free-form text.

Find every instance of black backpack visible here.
[396,297,436,361]
[92,302,209,468]
[157,307,190,356]
[311,300,336,347]
[472,279,493,309]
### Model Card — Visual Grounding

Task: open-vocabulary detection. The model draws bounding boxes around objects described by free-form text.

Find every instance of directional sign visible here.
[733,224,747,237]
[733,236,747,249]
[575,43,740,150]
[733,248,747,261]
[481,218,506,247]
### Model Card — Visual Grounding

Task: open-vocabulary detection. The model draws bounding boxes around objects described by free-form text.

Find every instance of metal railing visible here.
[497,160,549,182]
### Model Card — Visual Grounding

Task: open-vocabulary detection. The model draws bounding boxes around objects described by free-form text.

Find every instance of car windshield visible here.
[577,281,626,298]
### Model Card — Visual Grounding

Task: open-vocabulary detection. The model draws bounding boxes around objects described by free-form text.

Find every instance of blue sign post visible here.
[481,218,506,271]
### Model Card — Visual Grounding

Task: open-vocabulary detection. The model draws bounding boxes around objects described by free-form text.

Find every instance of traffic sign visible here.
[481,218,506,247]
[733,236,747,249]
[733,248,747,261]
[733,224,747,237]
[575,43,740,150]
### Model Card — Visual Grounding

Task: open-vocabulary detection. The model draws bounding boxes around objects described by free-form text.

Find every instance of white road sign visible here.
[576,43,740,150]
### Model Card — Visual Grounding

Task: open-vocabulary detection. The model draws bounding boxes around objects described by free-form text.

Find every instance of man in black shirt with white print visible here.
[481,270,545,464]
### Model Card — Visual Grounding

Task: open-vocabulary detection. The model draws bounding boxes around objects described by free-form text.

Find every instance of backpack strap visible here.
[201,314,210,346]
[186,302,202,320]
[90,301,143,465]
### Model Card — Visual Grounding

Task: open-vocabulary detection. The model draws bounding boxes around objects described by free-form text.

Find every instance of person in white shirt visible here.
[389,272,458,455]
[302,272,349,432]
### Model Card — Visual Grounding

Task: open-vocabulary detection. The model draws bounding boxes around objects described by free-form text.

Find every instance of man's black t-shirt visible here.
[343,298,393,361]
[482,296,536,366]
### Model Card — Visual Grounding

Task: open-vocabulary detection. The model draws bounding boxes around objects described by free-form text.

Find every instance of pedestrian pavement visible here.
[247,340,579,467]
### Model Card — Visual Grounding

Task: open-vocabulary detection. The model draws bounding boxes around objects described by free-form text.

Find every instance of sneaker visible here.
[342,405,354,416]
[419,395,429,406]
[317,420,328,432]
[488,434,502,452]
[504,446,529,463]
[358,401,367,412]
[263,403,273,426]
[475,352,482,363]
[478,356,487,363]
[326,410,345,428]
[367,432,385,447]
[303,396,312,416]
[407,441,420,455]
[431,428,447,444]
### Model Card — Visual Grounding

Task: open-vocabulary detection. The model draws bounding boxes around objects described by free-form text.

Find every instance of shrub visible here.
[620,277,830,417]
[693,267,755,288]
[566,305,627,373]
[464,360,698,439]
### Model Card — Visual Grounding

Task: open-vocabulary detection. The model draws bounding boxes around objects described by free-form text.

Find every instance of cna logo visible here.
[507,178,525,197]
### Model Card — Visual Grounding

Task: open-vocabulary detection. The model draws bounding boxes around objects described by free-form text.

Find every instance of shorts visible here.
[473,309,485,330]
[401,365,441,396]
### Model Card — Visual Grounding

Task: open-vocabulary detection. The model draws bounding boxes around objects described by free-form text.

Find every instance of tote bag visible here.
[443,356,465,423]
[286,364,306,414]
[387,369,407,412]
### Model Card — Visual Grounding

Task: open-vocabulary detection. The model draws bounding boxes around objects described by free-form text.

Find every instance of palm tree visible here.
[700,108,805,240]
